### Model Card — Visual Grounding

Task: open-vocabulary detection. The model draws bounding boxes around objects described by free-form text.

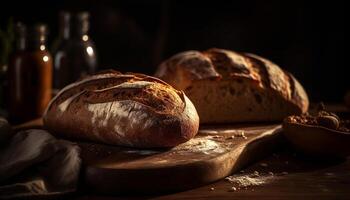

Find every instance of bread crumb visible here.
[229,186,237,192]
[260,163,268,167]
[234,130,246,138]
[210,187,215,191]
[253,171,260,177]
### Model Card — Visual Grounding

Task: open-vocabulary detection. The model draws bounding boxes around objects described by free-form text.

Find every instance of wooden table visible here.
[13,104,350,200]
[72,147,350,200]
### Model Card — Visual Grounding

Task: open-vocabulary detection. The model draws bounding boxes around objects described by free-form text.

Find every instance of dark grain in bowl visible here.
[283,114,350,159]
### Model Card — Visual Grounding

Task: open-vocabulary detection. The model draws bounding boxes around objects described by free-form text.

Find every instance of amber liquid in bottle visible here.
[7,24,52,124]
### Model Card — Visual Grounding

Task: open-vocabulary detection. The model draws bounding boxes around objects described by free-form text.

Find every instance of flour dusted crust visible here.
[155,48,309,123]
[43,70,199,148]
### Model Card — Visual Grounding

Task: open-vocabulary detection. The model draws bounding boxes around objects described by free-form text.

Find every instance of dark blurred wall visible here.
[0,0,346,102]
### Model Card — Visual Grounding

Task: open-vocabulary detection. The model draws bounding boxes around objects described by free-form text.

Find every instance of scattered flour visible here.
[225,173,273,187]
[87,100,153,141]
[172,137,227,155]
[122,137,226,155]
[199,129,247,139]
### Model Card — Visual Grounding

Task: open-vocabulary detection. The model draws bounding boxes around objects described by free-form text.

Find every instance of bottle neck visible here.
[17,36,47,51]
[59,12,90,40]
[61,26,88,40]
[15,24,48,52]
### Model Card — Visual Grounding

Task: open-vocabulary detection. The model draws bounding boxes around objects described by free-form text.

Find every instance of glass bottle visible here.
[53,11,97,92]
[7,23,52,124]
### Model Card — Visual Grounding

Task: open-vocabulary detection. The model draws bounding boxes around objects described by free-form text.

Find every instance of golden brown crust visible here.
[155,48,309,122]
[43,71,199,148]
[155,51,221,90]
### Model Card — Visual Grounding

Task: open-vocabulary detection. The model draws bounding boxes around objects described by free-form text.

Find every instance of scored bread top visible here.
[155,48,309,113]
[44,70,199,147]
[45,70,186,117]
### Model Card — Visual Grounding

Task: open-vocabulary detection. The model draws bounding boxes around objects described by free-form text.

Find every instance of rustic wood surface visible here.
[13,119,285,195]
[80,124,282,194]
[74,149,350,200]
[11,108,350,199]
[73,103,350,199]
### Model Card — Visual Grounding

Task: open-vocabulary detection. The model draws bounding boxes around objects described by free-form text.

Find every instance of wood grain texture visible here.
[75,151,350,200]
[13,104,350,199]
[80,124,283,194]
[12,118,285,196]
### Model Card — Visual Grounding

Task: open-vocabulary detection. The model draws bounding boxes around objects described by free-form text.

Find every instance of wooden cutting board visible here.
[79,124,283,194]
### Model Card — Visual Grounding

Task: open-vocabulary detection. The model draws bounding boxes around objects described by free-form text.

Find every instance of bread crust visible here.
[155,48,309,123]
[43,70,199,148]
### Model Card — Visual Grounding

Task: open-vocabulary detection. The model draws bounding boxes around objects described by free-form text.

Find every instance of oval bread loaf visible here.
[155,48,309,123]
[43,70,199,148]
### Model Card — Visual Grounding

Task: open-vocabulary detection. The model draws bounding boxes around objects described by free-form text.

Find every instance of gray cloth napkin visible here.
[0,129,81,199]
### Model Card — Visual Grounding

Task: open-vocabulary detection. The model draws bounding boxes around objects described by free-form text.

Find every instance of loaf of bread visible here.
[155,48,309,123]
[43,70,199,148]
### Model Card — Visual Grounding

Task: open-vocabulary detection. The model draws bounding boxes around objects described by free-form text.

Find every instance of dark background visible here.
[0,0,347,102]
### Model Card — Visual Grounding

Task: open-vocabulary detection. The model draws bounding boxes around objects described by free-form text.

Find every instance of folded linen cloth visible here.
[0,126,81,199]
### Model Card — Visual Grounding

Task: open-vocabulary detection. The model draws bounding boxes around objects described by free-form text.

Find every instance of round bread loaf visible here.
[43,70,199,148]
[155,48,309,123]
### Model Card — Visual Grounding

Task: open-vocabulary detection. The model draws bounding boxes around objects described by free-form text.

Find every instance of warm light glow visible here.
[86,46,94,56]
[43,56,49,62]
[82,35,89,41]
[40,45,45,50]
